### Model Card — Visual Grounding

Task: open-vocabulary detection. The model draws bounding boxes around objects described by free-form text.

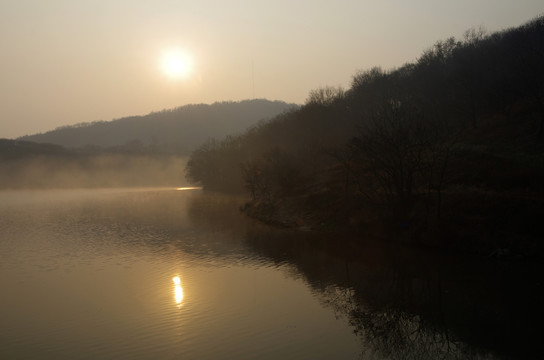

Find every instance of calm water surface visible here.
[1,188,541,359]
[0,188,359,359]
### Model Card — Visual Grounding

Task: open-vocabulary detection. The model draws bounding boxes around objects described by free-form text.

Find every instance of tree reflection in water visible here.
[324,281,477,360]
[241,228,542,360]
[182,193,542,359]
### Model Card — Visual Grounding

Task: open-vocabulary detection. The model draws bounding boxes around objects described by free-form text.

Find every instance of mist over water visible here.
[1,188,541,359]
[0,154,189,189]
[0,188,360,360]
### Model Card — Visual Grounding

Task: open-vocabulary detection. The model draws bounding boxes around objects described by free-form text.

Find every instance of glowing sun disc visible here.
[160,48,194,79]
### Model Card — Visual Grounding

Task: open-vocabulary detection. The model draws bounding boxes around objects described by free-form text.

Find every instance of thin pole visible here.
[252,60,255,99]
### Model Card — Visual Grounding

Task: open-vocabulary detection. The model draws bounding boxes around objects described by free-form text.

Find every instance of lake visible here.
[0,188,541,359]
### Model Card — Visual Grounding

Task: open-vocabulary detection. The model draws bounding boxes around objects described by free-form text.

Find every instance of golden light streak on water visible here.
[173,276,184,306]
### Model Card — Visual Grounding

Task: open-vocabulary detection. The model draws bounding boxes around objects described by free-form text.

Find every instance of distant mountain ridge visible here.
[18,99,297,153]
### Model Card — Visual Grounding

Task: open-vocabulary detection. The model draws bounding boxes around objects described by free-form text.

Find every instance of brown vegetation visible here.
[185,16,544,257]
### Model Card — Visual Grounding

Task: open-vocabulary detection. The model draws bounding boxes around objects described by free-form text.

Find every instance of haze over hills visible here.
[18,99,297,153]
[0,99,296,189]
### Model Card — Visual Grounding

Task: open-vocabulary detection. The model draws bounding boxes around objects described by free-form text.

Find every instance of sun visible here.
[160,47,194,79]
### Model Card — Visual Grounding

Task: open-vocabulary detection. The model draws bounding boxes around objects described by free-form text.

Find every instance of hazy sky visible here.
[1,0,543,139]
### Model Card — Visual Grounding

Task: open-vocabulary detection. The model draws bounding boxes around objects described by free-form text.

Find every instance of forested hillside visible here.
[19,99,296,153]
[185,16,544,256]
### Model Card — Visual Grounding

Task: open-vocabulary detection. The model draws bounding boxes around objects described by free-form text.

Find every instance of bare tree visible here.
[306,86,345,106]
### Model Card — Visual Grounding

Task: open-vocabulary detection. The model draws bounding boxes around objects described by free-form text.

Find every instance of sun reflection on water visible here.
[173,276,184,306]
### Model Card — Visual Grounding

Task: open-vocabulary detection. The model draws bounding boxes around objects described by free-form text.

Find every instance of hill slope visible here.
[19,99,297,153]
[186,16,544,256]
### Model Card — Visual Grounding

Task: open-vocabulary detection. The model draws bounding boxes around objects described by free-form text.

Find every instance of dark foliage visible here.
[185,16,544,255]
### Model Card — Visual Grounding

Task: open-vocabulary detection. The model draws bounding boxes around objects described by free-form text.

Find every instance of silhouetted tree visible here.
[305,86,345,106]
